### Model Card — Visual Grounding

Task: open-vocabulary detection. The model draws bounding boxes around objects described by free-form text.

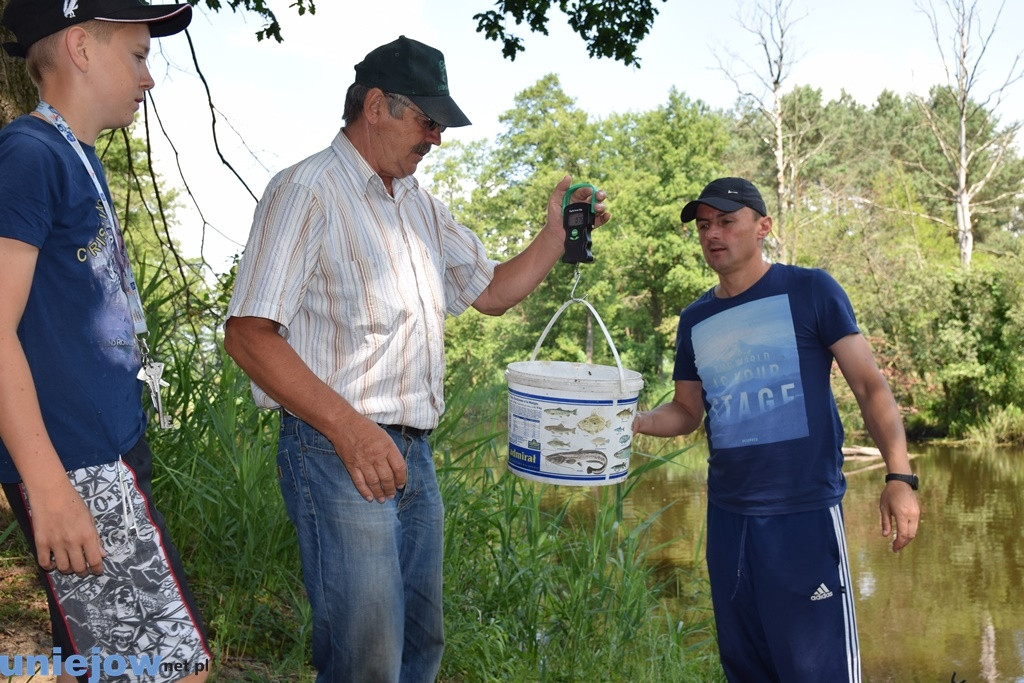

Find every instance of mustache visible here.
[414,143,432,156]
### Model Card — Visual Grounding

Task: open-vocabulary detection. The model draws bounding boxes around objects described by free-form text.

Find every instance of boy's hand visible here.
[30,478,106,576]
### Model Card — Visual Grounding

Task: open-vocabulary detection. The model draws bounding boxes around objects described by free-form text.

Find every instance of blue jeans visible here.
[277,415,445,683]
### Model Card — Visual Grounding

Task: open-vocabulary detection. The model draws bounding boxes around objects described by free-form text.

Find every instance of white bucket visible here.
[505,299,644,486]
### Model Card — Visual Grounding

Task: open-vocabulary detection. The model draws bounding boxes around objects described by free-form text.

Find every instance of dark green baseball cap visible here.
[354,35,471,128]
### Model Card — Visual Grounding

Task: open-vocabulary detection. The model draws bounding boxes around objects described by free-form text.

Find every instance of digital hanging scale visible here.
[561,182,597,264]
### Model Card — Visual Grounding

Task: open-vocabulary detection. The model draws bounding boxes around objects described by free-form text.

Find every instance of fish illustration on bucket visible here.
[506,298,644,486]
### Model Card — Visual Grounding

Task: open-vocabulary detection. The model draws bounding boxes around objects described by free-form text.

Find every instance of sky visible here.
[142,0,1024,273]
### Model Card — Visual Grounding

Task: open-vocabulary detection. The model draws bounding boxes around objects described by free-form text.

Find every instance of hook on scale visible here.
[569,264,584,301]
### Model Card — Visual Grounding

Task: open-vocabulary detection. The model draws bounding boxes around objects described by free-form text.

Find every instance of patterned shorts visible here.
[2,439,210,682]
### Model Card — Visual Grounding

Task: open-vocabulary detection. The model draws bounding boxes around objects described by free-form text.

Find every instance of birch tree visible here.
[914,0,1024,267]
[716,0,832,264]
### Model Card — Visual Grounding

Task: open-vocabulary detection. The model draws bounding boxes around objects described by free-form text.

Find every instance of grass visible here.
[965,404,1024,445]
[437,452,722,682]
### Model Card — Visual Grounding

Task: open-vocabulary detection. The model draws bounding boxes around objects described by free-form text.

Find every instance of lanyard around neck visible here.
[34,101,149,336]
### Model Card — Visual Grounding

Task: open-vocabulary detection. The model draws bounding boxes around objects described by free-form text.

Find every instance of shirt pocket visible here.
[317,247,411,337]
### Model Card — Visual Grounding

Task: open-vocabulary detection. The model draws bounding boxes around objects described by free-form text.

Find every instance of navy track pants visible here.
[706,501,861,682]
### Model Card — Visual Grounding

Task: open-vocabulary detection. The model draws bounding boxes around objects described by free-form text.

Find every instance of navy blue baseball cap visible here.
[354,35,471,128]
[2,0,192,58]
[680,177,767,223]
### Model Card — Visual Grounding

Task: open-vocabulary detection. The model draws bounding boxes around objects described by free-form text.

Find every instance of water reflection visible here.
[844,444,1024,683]
[541,441,1024,682]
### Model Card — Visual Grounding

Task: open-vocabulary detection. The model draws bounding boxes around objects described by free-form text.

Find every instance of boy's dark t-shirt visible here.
[0,115,145,482]
[673,263,859,515]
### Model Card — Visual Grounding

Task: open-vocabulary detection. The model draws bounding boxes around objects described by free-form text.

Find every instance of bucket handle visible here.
[530,298,628,391]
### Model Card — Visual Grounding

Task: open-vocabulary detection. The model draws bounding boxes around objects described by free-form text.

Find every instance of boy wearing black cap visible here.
[224,35,609,683]
[0,1,210,680]
[635,178,919,682]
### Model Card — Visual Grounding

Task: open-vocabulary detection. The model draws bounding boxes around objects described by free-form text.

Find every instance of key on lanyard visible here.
[138,361,172,429]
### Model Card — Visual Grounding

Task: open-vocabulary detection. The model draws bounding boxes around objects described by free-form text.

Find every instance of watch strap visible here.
[885,473,919,490]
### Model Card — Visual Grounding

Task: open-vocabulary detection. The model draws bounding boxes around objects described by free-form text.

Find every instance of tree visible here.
[914,0,1024,267]
[900,86,1024,255]
[196,0,317,43]
[726,84,836,264]
[188,0,668,67]
[597,91,726,379]
[717,0,834,264]
[0,0,317,124]
[473,0,667,66]
[431,80,728,385]
[430,76,605,388]
[1,0,664,123]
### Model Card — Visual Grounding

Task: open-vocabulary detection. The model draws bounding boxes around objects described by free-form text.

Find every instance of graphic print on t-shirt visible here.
[692,294,809,449]
[84,198,140,370]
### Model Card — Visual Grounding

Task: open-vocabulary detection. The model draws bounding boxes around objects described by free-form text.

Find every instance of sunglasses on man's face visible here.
[410,108,446,133]
[385,93,446,133]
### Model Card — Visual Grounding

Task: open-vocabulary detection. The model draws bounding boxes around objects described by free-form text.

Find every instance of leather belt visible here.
[378,423,432,438]
[279,410,432,438]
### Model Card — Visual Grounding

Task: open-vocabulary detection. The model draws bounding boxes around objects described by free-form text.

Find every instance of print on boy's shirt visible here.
[692,294,809,449]
[82,199,139,370]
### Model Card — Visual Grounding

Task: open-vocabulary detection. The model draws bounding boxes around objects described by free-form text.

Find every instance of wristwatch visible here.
[885,473,919,490]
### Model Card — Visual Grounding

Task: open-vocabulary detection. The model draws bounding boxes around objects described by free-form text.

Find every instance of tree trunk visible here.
[953,21,973,269]
[585,311,594,364]
[773,79,788,264]
[0,0,38,126]
[955,190,973,268]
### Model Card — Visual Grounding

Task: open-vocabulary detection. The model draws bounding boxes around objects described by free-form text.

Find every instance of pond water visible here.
[610,441,1024,682]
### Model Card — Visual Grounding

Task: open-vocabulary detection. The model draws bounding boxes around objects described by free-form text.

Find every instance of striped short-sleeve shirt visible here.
[227,130,496,428]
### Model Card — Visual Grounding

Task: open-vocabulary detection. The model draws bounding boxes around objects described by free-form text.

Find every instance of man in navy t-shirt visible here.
[634,177,920,682]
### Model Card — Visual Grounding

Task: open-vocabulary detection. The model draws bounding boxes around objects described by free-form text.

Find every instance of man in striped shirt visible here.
[224,35,609,683]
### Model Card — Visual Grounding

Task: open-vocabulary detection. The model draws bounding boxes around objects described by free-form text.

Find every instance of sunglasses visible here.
[385,93,446,133]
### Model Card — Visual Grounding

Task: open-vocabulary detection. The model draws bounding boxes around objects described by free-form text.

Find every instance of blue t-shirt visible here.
[673,264,859,515]
[0,116,145,482]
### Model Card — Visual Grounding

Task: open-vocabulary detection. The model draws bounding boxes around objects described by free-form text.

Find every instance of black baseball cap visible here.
[2,0,193,58]
[680,177,767,223]
[354,35,471,129]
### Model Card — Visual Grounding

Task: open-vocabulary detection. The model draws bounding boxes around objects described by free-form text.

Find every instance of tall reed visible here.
[434,390,723,682]
[148,344,314,680]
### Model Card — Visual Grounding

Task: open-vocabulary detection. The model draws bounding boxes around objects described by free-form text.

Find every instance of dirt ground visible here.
[1,493,58,682]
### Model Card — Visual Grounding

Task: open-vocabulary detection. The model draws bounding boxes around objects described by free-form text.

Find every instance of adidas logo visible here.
[810,583,834,601]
